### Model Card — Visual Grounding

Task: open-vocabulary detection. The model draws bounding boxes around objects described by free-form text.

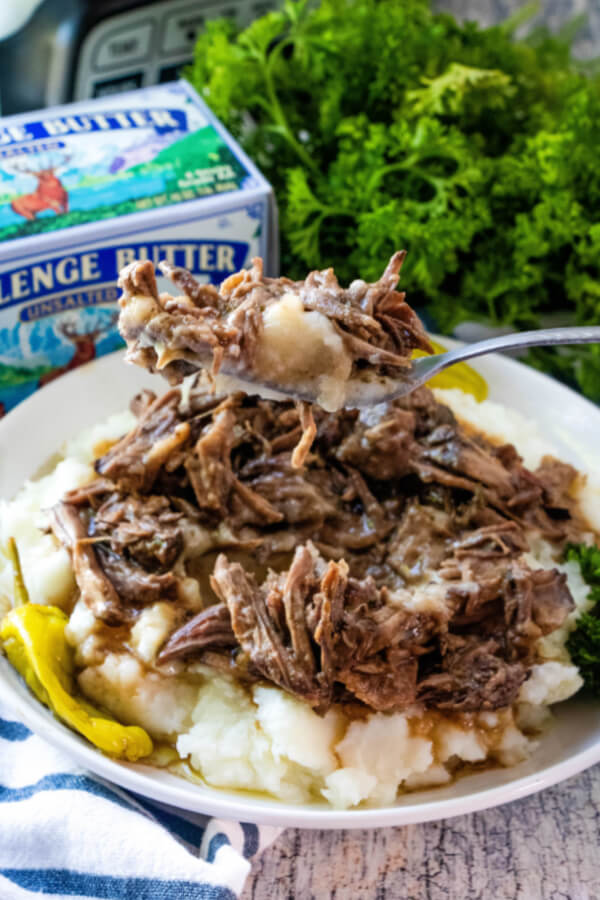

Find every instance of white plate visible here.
[0,348,599,829]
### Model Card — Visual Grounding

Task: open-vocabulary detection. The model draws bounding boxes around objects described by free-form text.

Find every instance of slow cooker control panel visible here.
[74,0,275,100]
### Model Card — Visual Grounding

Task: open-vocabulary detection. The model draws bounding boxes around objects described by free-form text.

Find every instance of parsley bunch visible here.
[189,0,600,399]
[565,544,600,696]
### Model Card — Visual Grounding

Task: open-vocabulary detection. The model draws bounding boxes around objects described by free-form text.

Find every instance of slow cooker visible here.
[0,0,273,114]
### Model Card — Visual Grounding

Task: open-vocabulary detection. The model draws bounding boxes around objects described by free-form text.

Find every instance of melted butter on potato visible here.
[254,293,352,411]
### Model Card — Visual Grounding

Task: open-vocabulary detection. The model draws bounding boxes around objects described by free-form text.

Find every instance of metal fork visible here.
[343,325,600,407]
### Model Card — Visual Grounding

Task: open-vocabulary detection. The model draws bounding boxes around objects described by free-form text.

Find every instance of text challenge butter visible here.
[0,81,277,416]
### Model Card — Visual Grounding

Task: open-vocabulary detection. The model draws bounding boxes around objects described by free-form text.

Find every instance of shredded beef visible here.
[159,539,572,714]
[291,402,317,469]
[50,502,125,625]
[185,403,235,512]
[207,546,435,712]
[157,604,236,664]
[417,637,528,712]
[51,376,585,713]
[117,253,432,391]
[91,494,183,570]
[95,389,186,492]
[95,545,178,606]
[51,252,588,715]
[211,549,323,705]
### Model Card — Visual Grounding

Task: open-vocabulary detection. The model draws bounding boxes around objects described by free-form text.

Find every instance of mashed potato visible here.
[0,394,593,809]
[255,293,353,412]
[0,410,135,618]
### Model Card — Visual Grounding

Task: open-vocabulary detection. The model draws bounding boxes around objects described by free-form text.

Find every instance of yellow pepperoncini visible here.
[1,542,153,762]
[413,339,488,401]
[6,537,29,607]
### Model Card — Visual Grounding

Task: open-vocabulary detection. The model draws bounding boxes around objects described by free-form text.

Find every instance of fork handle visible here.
[426,325,600,379]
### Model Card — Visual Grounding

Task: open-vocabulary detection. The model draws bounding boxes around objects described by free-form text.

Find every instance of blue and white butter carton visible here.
[0,81,277,415]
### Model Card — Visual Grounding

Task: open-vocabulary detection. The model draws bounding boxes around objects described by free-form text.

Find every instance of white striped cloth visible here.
[0,699,281,899]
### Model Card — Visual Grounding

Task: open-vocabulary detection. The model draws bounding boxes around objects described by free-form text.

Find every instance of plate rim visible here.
[1,663,598,829]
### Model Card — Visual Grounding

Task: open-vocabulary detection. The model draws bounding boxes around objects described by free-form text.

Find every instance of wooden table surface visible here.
[242,763,600,899]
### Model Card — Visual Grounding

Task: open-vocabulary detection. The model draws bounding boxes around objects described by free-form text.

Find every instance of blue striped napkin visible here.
[0,699,281,899]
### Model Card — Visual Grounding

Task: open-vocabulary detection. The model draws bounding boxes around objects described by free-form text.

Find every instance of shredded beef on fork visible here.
[117,252,432,386]
[116,252,436,465]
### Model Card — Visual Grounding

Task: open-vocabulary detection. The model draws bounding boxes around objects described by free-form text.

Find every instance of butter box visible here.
[0,81,277,416]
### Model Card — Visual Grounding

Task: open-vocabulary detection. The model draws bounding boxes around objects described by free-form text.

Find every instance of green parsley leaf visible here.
[565,543,600,697]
